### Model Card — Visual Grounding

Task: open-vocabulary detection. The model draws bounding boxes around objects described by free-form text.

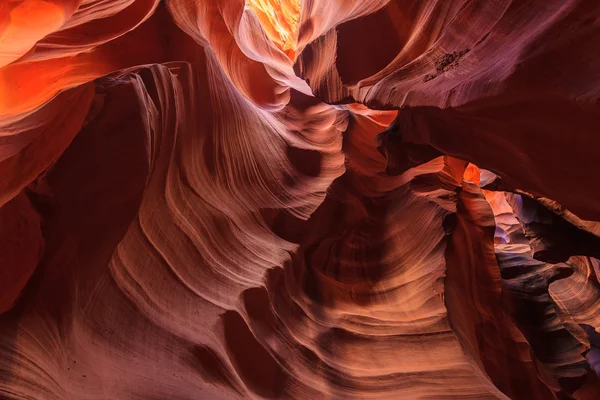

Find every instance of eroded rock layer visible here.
[1,1,599,399]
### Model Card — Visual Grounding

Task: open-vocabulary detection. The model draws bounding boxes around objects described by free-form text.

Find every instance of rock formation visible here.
[1,1,599,399]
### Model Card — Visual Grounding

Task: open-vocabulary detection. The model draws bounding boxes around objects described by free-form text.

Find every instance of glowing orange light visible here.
[246,0,301,57]
[463,163,481,185]
[0,0,65,68]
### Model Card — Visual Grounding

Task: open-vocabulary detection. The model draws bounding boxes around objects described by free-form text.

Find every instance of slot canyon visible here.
[1,0,600,398]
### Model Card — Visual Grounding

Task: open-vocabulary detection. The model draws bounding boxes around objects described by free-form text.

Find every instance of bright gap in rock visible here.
[246,0,301,58]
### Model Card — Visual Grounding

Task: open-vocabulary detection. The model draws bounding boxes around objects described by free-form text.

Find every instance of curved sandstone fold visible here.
[1,0,600,399]
[296,0,600,220]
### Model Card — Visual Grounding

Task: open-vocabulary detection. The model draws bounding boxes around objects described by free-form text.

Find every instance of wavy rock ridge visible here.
[1,1,599,399]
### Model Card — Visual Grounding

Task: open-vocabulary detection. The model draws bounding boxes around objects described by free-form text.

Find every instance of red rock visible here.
[0,1,599,399]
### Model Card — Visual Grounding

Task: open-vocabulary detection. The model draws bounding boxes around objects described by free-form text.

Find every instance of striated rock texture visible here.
[1,1,599,399]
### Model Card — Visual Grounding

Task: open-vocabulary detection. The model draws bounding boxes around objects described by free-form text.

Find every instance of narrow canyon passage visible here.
[1,1,600,399]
